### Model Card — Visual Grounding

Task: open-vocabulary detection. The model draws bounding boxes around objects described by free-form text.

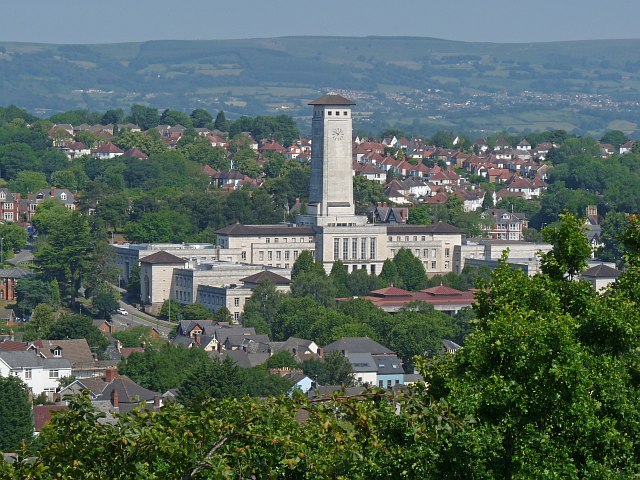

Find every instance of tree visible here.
[407,205,432,225]
[125,264,141,301]
[264,351,298,369]
[22,303,56,341]
[158,300,181,321]
[15,278,53,314]
[0,376,32,451]
[600,130,628,149]
[190,108,213,128]
[112,326,153,348]
[127,104,160,130]
[181,303,213,320]
[291,250,324,279]
[540,212,592,279]
[33,206,93,302]
[291,271,337,308]
[91,289,119,320]
[179,356,245,407]
[8,170,48,196]
[392,248,426,290]
[301,351,354,386]
[214,110,228,131]
[48,314,109,353]
[0,222,27,260]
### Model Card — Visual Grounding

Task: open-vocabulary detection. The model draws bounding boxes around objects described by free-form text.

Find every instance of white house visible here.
[0,350,71,399]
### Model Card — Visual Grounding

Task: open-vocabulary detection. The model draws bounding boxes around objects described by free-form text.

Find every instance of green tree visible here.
[264,351,298,369]
[301,351,354,386]
[179,356,245,407]
[127,104,160,130]
[291,250,324,279]
[540,212,592,279]
[190,108,213,128]
[181,303,213,320]
[291,271,337,308]
[15,278,53,314]
[91,289,119,320]
[0,376,32,451]
[48,314,110,353]
[158,299,181,321]
[214,110,228,131]
[600,130,628,149]
[392,248,426,290]
[0,222,27,260]
[33,205,93,302]
[125,264,141,301]
[22,303,56,340]
[112,326,153,348]
[8,170,48,196]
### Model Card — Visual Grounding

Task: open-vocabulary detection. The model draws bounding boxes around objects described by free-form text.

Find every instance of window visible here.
[421,236,426,241]
[370,265,376,274]
[431,261,436,269]
[379,380,383,388]
[274,238,279,243]
[423,249,428,257]
[53,347,62,358]
[241,251,247,261]
[343,111,348,116]
[265,238,271,243]
[268,251,273,261]
[352,238,358,259]
[361,238,367,260]
[234,298,240,307]
[3,212,13,221]
[335,111,340,116]
[60,193,67,200]
[49,370,59,379]
[334,238,340,260]
[327,111,332,116]
[276,251,281,261]
[343,238,349,261]
[413,236,417,241]
[3,203,12,209]
[370,238,376,259]
[24,368,32,380]
[259,251,264,261]
[391,249,395,256]
[233,312,240,322]
[445,248,450,257]
[284,251,290,261]
[405,236,409,242]
[445,261,450,269]
[431,248,436,258]
[294,251,299,260]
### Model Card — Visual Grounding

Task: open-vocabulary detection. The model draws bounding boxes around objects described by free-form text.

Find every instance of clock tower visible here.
[306,94,356,223]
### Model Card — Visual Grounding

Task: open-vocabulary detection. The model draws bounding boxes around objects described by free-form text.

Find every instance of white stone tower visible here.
[306,94,357,225]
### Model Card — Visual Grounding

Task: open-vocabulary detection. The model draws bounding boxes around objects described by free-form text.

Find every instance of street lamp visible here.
[1,237,4,265]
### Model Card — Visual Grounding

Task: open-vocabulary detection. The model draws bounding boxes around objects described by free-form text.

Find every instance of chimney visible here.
[295,198,301,205]
[194,334,201,346]
[154,396,161,408]
[111,388,119,408]
[105,368,118,383]
[318,348,324,359]
[383,202,387,208]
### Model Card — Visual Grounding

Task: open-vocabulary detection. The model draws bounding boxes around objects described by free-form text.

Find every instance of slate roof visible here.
[95,375,158,403]
[0,350,71,369]
[387,222,462,234]
[324,337,394,355]
[308,94,355,106]
[140,251,186,264]
[216,224,315,236]
[581,264,621,278]
[240,271,291,285]
[33,339,95,367]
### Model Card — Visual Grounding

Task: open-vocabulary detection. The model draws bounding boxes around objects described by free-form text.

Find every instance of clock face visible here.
[332,128,344,141]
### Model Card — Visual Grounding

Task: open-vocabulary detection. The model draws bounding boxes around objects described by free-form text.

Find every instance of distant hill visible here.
[1,36,640,136]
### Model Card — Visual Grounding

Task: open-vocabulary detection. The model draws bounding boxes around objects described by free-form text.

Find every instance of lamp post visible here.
[1,237,4,265]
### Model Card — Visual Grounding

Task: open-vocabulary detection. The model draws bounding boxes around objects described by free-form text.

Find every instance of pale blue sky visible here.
[2,0,639,44]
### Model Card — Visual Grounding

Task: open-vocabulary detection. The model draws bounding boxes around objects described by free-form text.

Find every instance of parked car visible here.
[117,308,129,315]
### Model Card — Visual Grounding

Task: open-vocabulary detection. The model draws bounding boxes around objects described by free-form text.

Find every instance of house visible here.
[481,208,528,241]
[580,263,621,292]
[0,350,71,399]
[31,339,101,378]
[0,188,21,223]
[122,147,149,160]
[270,336,321,363]
[0,268,30,301]
[61,370,161,414]
[93,142,124,159]
[139,251,188,313]
[25,188,75,221]
[620,140,635,154]
[59,141,91,159]
[33,405,68,435]
[323,337,405,388]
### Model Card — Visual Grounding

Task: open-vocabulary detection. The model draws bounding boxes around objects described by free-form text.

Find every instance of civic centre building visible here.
[115,95,462,315]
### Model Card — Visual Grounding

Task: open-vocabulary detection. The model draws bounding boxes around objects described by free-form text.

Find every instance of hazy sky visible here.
[3,0,639,44]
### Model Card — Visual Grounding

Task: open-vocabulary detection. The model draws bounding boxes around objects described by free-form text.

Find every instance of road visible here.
[114,301,176,338]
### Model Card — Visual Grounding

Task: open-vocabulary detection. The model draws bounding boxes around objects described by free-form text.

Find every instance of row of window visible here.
[314,110,350,117]
[264,237,313,244]
[12,368,59,379]
[388,235,431,242]
[332,237,377,261]
[258,250,301,262]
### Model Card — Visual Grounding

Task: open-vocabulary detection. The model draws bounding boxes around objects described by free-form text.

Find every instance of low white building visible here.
[0,350,71,399]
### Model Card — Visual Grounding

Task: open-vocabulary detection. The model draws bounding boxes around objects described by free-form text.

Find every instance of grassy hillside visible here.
[1,36,640,136]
